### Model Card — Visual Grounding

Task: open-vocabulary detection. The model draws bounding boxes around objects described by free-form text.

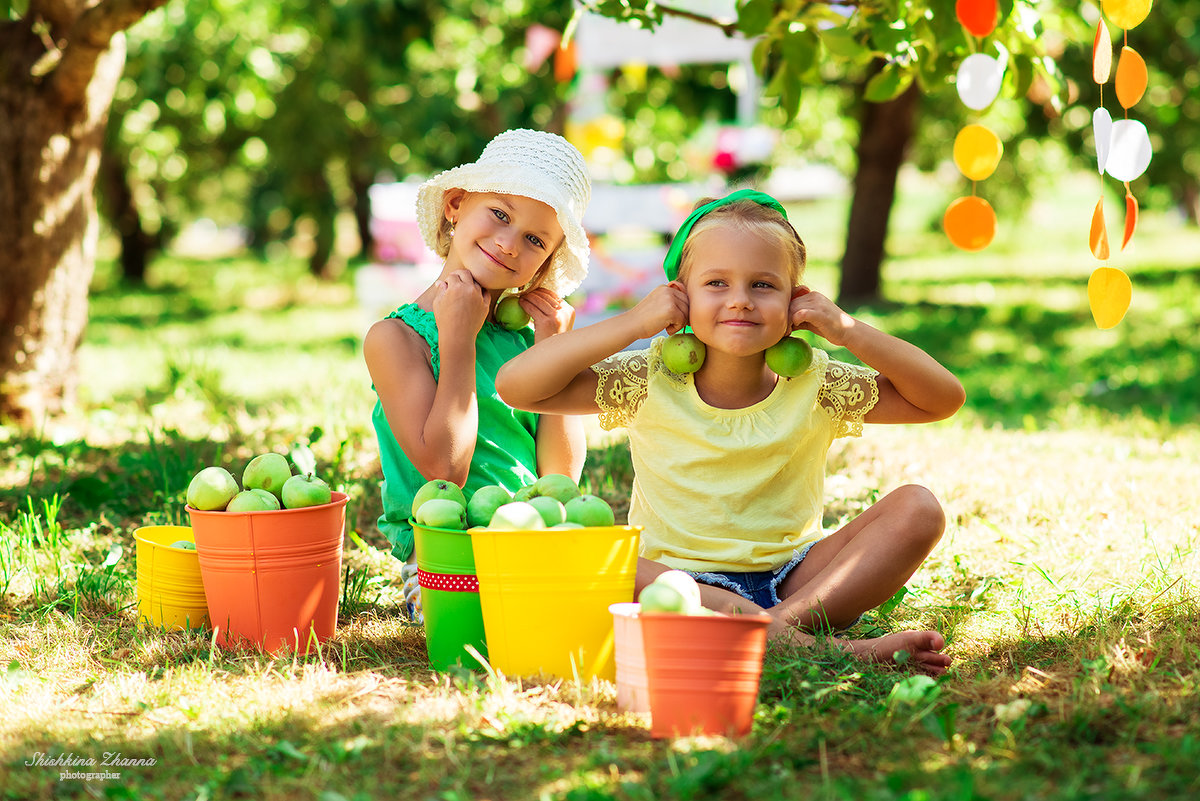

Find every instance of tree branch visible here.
[654,0,863,37]
[50,0,169,107]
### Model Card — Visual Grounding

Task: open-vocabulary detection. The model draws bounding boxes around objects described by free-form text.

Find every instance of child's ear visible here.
[442,188,468,220]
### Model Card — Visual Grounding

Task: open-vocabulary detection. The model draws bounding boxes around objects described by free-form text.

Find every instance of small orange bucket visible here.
[134,526,209,630]
[187,492,348,653]
[640,611,772,738]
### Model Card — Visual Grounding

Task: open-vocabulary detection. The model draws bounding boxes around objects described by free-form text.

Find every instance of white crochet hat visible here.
[416,129,592,298]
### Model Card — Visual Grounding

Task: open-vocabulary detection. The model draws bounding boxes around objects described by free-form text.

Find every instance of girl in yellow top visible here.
[497,190,965,674]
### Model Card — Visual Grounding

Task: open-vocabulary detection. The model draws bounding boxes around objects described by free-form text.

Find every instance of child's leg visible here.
[771,484,951,673]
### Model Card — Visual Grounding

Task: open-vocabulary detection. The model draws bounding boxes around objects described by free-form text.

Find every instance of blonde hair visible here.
[677,198,807,286]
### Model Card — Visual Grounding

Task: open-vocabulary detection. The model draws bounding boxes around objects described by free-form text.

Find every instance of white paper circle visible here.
[1105,118,1152,182]
[1093,107,1113,175]
[956,54,1005,110]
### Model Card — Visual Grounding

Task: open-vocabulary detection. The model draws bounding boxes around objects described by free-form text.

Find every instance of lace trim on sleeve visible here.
[591,348,651,430]
[393,304,439,376]
[817,353,880,438]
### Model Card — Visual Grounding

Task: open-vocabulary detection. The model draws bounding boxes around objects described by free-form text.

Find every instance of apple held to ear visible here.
[765,334,813,378]
[661,331,812,378]
[661,332,705,374]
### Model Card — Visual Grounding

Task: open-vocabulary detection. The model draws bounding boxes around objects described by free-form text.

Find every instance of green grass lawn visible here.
[2,171,1200,800]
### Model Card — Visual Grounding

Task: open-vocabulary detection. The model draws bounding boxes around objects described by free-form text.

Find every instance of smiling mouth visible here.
[480,247,513,271]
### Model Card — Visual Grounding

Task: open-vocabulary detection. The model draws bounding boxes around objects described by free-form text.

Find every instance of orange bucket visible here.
[134,526,209,630]
[640,611,772,738]
[187,492,348,653]
[609,602,650,713]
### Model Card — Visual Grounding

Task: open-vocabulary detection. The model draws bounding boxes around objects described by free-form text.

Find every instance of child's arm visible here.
[363,271,491,486]
[497,281,689,415]
[789,288,965,423]
[520,288,587,481]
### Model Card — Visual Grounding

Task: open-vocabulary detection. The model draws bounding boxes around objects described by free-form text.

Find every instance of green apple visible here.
[488,501,546,530]
[242,452,292,502]
[186,466,239,511]
[765,334,814,377]
[653,570,702,613]
[248,488,281,510]
[169,540,196,550]
[512,483,537,502]
[227,489,278,513]
[415,497,468,530]
[638,581,688,613]
[661,332,705,374]
[563,494,615,528]
[532,473,582,504]
[412,478,467,516]
[281,473,332,509]
[495,296,531,330]
[527,496,566,527]
[550,522,585,529]
[466,484,512,528]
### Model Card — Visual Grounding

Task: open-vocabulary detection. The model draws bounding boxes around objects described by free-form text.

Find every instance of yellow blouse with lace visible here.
[592,336,880,572]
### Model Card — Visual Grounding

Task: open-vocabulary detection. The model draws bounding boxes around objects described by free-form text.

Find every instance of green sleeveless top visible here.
[371,303,540,561]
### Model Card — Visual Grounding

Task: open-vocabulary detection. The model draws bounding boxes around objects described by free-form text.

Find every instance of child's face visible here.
[682,226,793,357]
[444,190,564,291]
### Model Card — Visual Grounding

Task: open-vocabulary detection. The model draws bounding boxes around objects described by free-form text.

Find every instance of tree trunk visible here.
[838,81,920,305]
[99,137,154,283]
[0,1,166,425]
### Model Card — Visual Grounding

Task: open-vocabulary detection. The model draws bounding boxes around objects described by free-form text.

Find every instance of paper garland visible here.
[945,0,1002,251]
[1087,0,1153,328]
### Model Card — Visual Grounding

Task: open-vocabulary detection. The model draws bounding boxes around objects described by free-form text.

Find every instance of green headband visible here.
[662,188,789,282]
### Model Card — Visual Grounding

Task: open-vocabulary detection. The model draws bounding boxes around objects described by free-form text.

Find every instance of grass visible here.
[2,169,1200,799]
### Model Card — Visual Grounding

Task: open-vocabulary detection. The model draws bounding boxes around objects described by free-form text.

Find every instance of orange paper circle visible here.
[953,124,1004,181]
[1103,0,1152,30]
[1088,266,1132,329]
[944,196,997,251]
[1115,46,1148,108]
[956,0,999,37]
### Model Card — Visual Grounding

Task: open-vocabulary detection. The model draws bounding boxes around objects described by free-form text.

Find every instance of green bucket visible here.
[411,519,487,671]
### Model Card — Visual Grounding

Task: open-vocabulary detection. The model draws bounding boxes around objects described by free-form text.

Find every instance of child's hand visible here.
[433,270,490,341]
[628,281,689,338]
[789,286,855,347]
[521,287,576,343]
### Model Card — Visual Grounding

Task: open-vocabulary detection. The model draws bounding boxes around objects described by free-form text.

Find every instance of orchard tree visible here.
[1,0,169,425]
[583,0,1075,302]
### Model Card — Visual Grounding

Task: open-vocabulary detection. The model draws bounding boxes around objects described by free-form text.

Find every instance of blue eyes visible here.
[491,208,546,250]
[706,279,777,290]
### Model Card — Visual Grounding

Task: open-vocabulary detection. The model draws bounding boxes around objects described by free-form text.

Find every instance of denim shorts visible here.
[687,541,817,610]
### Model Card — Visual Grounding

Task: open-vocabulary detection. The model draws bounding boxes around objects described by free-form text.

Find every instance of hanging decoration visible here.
[945,0,1004,252]
[1087,0,1153,329]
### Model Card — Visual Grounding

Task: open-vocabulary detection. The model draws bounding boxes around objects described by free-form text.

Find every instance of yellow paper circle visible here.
[1088,266,1132,329]
[1115,46,1148,109]
[1103,0,1152,30]
[944,196,997,251]
[953,124,1003,181]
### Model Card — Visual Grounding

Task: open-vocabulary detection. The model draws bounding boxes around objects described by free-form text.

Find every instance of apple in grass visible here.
[186,466,239,511]
[281,473,332,509]
[661,332,705,374]
[242,452,292,503]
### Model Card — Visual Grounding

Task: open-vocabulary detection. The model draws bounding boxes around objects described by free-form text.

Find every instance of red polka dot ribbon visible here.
[417,569,479,593]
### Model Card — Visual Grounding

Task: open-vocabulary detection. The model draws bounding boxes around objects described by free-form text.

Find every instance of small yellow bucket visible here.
[134,525,210,630]
[470,525,640,682]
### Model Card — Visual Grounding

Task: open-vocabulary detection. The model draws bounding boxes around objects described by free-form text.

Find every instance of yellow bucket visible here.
[470,525,640,682]
[134,525,210,630]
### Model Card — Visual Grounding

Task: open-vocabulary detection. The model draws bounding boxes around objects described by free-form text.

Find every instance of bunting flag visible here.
[945,0,1004,251]
[1088,0,1153,328]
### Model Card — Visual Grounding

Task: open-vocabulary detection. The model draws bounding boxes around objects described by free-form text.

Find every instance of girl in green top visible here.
[498,190,965,675]
[364,130,593,620]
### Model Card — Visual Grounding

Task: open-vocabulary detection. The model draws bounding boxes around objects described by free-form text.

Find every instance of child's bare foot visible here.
[843,630,951,675]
